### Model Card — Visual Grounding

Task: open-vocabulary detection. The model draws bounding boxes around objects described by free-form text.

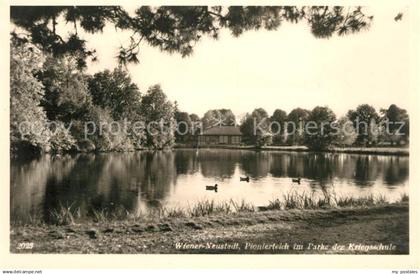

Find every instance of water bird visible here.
[394,13,403,21]
[206,184,218,191]
[240,176,250,182]
[292,178,301,184]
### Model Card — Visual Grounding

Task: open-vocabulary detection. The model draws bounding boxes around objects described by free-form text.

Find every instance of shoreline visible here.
[174,144,409,156]
[12,145,409,159]
[10,202,409,254]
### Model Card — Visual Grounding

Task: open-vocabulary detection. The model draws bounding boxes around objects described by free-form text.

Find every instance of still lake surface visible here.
[11,149,409,223]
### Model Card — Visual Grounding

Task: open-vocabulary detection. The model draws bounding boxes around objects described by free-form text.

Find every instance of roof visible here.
[201,126,242,136]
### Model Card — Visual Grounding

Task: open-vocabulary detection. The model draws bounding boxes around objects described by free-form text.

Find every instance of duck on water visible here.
[292,177,301,184]
[206,184,218,191]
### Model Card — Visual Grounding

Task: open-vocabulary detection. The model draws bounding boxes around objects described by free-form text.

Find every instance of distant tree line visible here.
[173,104,409,151]
[173,108,237,144]
[238,105,409,150]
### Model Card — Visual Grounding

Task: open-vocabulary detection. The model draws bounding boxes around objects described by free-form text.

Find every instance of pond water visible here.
[11,149,409,223]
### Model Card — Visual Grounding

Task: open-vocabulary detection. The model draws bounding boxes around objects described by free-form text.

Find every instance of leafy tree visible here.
[84,106,135,152]
[140,85,175,149]
[239,114,254,145]
[251,108,272,147]
[240,108,272,147]
[38,53,145,152]
[380,104,409,145]
[10,39,51,154]
[304,106,337,150]
[270,109,287,145]
[218,109,236,126]
[189,113,200,122]
[202,110,219,129]
[174,111,192,143]
[11,6,373,67]
[38,54,92,124]
[333,116,357,147]
[347,104,379,146]
[49,122,76,152]
[201,109,236,129]
[286,108,310,145]
[87,67,145,149]
[87,67,142,121]
[189,113,202,135]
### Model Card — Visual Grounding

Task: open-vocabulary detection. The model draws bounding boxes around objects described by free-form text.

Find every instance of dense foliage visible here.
[202,109,236,130]
[240,108,272,147]
[347,104,380,145]
[10,40,53,154]
[10,39,174,155]
[285,108,310,146]
[270,109,288,145]
[304,106,337,150]
[140,85,175,149]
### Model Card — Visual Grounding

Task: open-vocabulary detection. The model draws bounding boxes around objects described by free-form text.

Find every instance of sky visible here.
[79,5,411,118]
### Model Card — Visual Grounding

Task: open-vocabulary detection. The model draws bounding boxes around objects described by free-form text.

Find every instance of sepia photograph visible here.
[7,4,413,257]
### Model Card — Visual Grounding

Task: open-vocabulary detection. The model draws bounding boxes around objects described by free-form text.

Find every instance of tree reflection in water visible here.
[10,149,409,224]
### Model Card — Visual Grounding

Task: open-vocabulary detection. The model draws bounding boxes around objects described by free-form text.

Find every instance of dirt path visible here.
[10,203,408,254]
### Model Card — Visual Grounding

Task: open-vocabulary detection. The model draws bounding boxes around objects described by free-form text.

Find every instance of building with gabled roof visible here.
[197,126,242,146]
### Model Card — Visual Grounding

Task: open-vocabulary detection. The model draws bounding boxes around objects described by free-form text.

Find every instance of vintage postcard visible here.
[1,0,420,270]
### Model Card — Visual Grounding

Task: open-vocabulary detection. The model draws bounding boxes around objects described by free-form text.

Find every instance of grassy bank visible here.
[10,193,409,254]
[14,192,408,226]
[11,202,408,254]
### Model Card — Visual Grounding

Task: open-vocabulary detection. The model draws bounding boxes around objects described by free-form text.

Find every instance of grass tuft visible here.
[230,199,255,213]
[267,191,398,210]
[163,207,187,218]
[40,191,408,226]
[49,202,77,225]
[267,198,282,210]
[400,193,409,202]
